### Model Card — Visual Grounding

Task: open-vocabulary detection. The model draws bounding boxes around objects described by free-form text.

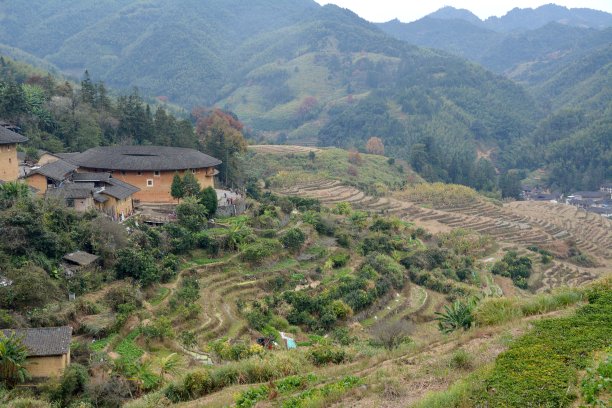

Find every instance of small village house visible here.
[0,122,28,182]
[62,250,100,277]
[25,159,78,195]
[1,327,72,378]
[25,162,141,219]
[72,173,140,220]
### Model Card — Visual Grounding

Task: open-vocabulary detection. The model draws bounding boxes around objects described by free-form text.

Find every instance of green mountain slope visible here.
[0,1,608,191]
[378,16,612,80]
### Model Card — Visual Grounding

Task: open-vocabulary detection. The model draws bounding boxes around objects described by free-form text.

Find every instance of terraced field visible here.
[248,145,321,154]
[507,201,612,259]
[276,180,611,290]
[535,261,599,293]
[160,260,268,354]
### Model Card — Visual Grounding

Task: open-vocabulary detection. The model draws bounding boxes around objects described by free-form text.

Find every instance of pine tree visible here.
[182,172,201,197]
[170,173,184,203]
[80,70,96,105]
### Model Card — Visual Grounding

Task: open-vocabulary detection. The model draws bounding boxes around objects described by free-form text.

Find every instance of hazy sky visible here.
[313,1,612,23]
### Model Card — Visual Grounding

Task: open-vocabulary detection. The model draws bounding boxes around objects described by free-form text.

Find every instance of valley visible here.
[0,2,610,407]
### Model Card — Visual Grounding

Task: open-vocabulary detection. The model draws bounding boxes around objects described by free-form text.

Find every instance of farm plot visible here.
[535,261,599,293]
[506,201,612,259]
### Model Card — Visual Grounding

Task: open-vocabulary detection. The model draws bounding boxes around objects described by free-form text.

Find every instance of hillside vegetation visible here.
[1,1,610,191]
[0,137,610,408]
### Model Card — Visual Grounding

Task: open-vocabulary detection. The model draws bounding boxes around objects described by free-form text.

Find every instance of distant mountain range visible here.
[0,1,610,190]
[378,4,612,81]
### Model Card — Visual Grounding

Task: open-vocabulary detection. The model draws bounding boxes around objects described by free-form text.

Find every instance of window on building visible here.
[137,171,142,176]
[154,171,160,177]
[147,179,154,187]
[121,171,126,175]
[191,169,196,174]
[66,199,75,208]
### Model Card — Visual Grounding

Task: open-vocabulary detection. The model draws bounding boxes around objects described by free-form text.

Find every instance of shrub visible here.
[308,344,347,366]
[115,248,161,287]
[105,284,143,312]
[280,228,306,252]
[199,186,218,218]
[333,202,352,215]
[6,399,52,408]
[448,349,473,370]
[175,198,208,232]
[330,252,349,268]
[335,232,351,248]
[435,300,475,333]
[491,251,532,288]
[240,239,282,264]
[570,254,597,267]
[303,211,335,236]
[208,340,263,362]
[371,319,414,350]
[141,317,174,342]
[164,353,306,403]
[366,253,405,289]
[474,297,521,326]
[51,363,88,406]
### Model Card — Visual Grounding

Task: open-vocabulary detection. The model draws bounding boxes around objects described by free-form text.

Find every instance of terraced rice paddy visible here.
[277,180,611,291]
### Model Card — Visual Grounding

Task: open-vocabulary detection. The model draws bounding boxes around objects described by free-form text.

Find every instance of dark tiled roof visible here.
[55,152,81,161]
[71,146,222,171]
[63,250,99,266]
[94,194,109,203]
[28,160,78,182]
[0,124,28,145]
[572,191,607,199]
[1,327,72,357]
[101,178,140,200]
[47,183,94,199]
[72,172,112,182]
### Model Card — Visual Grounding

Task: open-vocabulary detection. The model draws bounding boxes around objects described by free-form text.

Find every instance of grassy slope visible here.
[243,146,422,191]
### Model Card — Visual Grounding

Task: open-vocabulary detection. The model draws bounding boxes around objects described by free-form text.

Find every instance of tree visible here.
[199,186,218,218]
[366,137,385,155]
[0,76,28,120]
[195,109,247,186]
[348,150,363,165]
[0,266,61,310]
[280,228,306,252]
[170,173,184,203]
[371,320,414,350]
[115,248,161,286]
[0,331,29,387]
[308,150,316,162]
[471,158,497,192]
[499,170,522,199]
[182,172,201,197]
[175,197,208,232]
[80,70,96,106]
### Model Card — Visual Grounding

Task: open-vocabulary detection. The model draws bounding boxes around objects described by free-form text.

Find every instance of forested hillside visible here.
[377,5,612,191]
[378,6,612,79]
[0,1,610,192]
